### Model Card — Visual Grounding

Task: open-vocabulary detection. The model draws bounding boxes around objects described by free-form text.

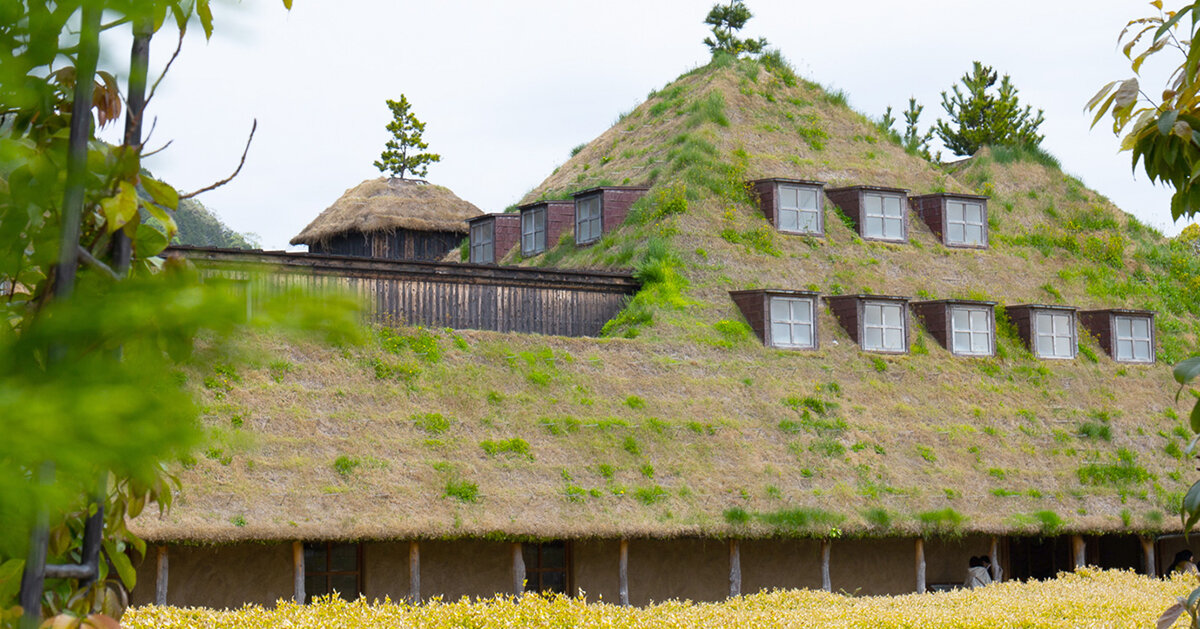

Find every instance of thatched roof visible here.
[290,177,482,246]
[132,57,1199,544]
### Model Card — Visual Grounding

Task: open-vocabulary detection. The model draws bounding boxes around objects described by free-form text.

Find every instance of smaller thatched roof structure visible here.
[290,177,483,246]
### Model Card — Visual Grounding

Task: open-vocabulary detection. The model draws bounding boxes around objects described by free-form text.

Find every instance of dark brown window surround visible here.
[1005,304,1078,360]
[748,178,827,237]
[303,542,363,603]
[1079,308,1156,364]
[518,200,574,256]
[572,186,649,247]
[522,541,572,595]
[824,185,910,242]
[729,289,820,350]
[909,193,990,249]
[467,214,520,265]
[911,299,997,357]
[825,294,911,354]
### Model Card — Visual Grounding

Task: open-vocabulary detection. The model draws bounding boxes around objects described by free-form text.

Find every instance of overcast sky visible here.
[101,1,1193,249]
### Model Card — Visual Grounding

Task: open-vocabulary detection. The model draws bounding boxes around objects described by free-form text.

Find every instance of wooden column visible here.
[820,540,831,592]
[1071,535,1086,569]
[408,540,420,602]
[989,536,1000,582]
[511,543,525,595]
[915,538,926,594]
[618,539,629,606]
[292,541,305,604]
[1141,536,1156,577]
[728,539,741,598]
[155,545,168,606]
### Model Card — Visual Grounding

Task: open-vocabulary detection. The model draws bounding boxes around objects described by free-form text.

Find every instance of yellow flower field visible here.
[123,568,1193,629]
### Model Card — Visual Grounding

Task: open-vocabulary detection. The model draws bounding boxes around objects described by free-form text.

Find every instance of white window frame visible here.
[776,184,822,235]
[949,305,993,356]
[862,301,906,352]
[768,296,816,349]
[522,207,547,256]
[1033,311,1075,359]
[945,199,987,247]
[862,192,905,241]
[470,221,493,264]
[575,195,602,244]
[1113,315,1153,363]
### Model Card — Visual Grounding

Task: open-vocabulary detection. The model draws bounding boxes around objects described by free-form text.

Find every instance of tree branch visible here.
[144,29,185,110]
[141,139,173,159]
[77,246,120,281]
[180,120,256,199]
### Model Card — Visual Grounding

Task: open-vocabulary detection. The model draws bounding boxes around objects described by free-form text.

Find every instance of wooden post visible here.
[292,541,305,604]
[915,538,926,594]
[1141,536,1156,577]
[1071,535,1086,569]
[618,539,629,606]
[728,539,741,598]
[989,536,1000,582]
[408,540,420,602]
[511,543,525,595]
[820,539,831,592]
[155,545,168,606]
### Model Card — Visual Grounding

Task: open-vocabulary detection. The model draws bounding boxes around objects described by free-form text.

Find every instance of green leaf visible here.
[1159,109,1179,136]
[104,540,137,590]
[282,0,293,8]
[135,218,170,259]
[197,0,213,39]
[1192,398,1200,435]
[100,181,138,233]
[0,559,25,603]
[1176,357,1200,386]
[140,176,179,210]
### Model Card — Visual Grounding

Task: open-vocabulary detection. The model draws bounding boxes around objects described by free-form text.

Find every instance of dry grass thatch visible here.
[290,177,483,245]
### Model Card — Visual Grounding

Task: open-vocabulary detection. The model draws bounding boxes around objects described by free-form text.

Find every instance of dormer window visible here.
[749,179,826,236]
[1080,309,1156,364]
[912,300,996,357]
[824,186,909,242]
[863,301,905,352]
[469,221,493,263]
[911,193,989,248]
[729,289,820,350]
[575,195,602,244]
[770,295,816,349]
[522,206,547,255]
[826,294,910,354]
[1114,315,1153,362]
[1034,311,1075,359]
[863,192,904,241]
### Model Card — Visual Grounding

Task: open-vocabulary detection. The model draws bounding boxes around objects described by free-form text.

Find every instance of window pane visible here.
[1036,335,1054,356]
[884,328,903,350]
[780,186,799,209]
[964,203,982,223]
[884,217,903,238]
[798,210,819,232]
[970,310,988,332]
[864,194,882,215]
[954,331,972,352]
[779,208,799,231]
[947,202,963,222]
[540,571,567,594]
[1116,339,1133,360]
[1116,316,1132,337]
[1131,317,1150,338]
[540,543,566,569]
[1134,341,1151,360]
[522,545,537,567]
[304,544,327,571]
[330,544,357,572]
[304,575,327,603]
[1052,314,1070,335]
[881,304,901,327]
[964,224,983,245]
[1053,336,1071,357]
[771,298,790,321]
[952,308,969,331]
[793,324,812,347]
[972,331,991,354]
[947,223,965,243]
[536,229,545,252]
[798,189,818,210]
[864,327,883,350]
[864,304,882,325]
[1036,314,1053,335]
[792,300,812,323]
[865,217,884,237]
[329,575,358,600]
[771,322,791,344]
[883,195,902,217]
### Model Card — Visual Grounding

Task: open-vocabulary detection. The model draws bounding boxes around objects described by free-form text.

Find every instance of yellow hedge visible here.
[124,568,1193,629]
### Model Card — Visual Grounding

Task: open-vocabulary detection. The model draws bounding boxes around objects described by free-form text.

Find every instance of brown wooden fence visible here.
[166,246,639,337]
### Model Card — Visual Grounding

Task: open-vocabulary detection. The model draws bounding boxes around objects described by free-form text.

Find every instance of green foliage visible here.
[986,144,1061,170]
[1076,449,1153,486]
[757,507,844,533]
[622,436,642,456]
[936,61,1045,156]
[602,238,691,337]
[634,485,669,505]
[916,508,967,535]
[444,478,480,503]
[173,198,257,249]
[702,0,767,57]
[268,360,293,383]
[333,455,361,477]
[720,225,781,256]
[373,95,441,179]
[480,438,533,459]
[724,506,751,524]
[870,356,888,373]
[625,395,646,410]
[414,412,451,435]
[916,445,937,463]
[1078,418,1113,441]
[760,50,797,86]
[628,184,689,225]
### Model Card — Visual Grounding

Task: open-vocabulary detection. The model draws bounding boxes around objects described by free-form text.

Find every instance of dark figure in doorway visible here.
[964,555,991,588]
[1169,550,1199,576]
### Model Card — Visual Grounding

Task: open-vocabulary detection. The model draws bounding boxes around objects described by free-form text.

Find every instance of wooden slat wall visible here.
[170,246,638,338]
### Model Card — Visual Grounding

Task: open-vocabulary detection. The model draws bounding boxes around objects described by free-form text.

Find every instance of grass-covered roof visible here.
[290,177,482,246]
[136,54,1199,544]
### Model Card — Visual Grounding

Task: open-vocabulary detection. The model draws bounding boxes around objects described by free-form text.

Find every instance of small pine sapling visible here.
[702,0,768,57]
[374,94,441,179]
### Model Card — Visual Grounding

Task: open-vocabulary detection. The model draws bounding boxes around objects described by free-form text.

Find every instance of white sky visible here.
[101,0,1193,249]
